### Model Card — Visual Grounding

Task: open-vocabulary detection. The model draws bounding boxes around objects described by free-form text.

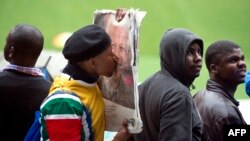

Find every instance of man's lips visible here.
[192,65,202,71]
[238,69,246,76]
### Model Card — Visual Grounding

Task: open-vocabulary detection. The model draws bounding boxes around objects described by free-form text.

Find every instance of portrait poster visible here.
[93,9,146,133]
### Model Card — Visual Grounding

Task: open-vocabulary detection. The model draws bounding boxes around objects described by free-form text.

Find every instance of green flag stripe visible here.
[41,97,83,115]
[41,93,82,108]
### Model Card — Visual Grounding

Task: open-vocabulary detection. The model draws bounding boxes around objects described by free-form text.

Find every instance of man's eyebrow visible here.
[224,54,241,61]
[187,47,195,51]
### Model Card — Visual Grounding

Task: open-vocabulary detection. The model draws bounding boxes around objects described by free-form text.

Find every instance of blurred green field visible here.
[1,0,250,99]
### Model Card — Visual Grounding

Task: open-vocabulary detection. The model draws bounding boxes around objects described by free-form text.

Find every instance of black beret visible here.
[62,24,111,62]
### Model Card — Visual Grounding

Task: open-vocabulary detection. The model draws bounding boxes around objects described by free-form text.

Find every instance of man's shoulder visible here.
[195,90,224,103]
[195,89,223,99]
[41,91,83,110]
[0,70,24,82]
[0,70,11,76]
[195,90,234,117]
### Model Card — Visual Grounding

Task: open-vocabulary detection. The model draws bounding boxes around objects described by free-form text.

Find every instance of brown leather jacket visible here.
[193,80,246,141]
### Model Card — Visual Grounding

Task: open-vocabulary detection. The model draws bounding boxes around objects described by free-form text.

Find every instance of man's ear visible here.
[5,46,15,62]
[88,58,96,68]
[210,64,218,74]
[9,46,15,58]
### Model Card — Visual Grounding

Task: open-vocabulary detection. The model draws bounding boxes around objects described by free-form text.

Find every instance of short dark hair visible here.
[205,40,240,72]
[10,24,44,57]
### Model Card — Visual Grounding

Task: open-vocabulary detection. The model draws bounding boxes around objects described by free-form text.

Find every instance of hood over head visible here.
[160,28,203,87]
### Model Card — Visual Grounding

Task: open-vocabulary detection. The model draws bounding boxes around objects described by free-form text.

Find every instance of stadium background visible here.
[0,0,250,100]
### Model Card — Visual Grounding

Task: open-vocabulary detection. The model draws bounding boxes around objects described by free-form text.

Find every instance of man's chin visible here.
[106,73,113,78]
[191,72,200,78]
[238,78,245,84]
[106,71,120,78]
[195,73,200,77]
[103,72,114,78]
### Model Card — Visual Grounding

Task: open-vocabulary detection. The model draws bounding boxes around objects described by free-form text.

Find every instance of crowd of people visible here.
[0,8,248,141]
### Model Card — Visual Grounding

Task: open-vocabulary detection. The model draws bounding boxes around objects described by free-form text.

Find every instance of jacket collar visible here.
[206,79,239,106]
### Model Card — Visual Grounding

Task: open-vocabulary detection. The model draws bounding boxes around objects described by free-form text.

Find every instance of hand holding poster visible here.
[93,8,146,133]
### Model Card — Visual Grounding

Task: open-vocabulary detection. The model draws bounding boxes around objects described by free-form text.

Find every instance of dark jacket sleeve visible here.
[159,89,193,141]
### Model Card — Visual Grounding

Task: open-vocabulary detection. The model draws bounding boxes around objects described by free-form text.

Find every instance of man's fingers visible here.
[115,8,126,22]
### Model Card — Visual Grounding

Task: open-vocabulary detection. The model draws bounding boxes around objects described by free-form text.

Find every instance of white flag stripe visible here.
[45,114,81,120]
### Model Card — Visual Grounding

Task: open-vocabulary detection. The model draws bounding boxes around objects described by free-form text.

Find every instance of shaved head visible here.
[4,24,44,66]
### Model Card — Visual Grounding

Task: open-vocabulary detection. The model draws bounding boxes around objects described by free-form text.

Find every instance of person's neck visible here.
[212,78,237,97]
[62,62,98,83]
[10,58,37,67]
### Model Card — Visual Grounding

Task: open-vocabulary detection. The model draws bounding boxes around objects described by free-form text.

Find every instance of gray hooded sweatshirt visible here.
[134,28,203,141]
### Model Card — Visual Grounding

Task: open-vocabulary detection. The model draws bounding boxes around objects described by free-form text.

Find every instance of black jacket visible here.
[134,28,203,141]
[0,70,51,140]
[193,80,247,141]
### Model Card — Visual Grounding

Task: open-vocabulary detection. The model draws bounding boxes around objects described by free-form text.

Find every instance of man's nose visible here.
[238,59,246,68]
[195,52,202,62]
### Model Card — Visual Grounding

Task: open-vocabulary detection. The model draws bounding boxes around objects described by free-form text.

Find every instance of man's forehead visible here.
[188,42,201,49]
[217,48,243,62]
[226,48,243,57]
